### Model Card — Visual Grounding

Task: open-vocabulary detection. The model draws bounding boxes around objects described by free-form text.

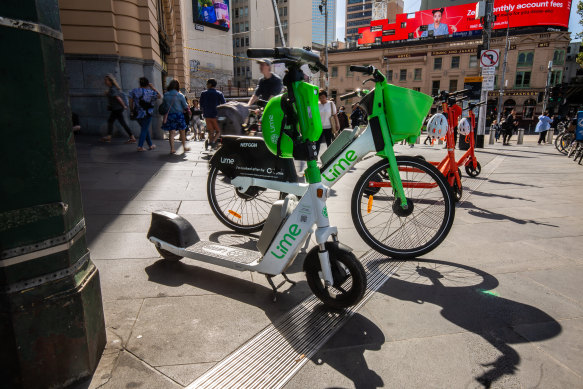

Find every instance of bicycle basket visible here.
[382,84,433,142]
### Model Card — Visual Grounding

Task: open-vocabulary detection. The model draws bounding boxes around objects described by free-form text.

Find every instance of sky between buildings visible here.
[335,0,582,43]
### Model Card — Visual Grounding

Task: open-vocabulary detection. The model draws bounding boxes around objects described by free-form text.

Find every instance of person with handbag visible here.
[502,109,518,145]
[129,77,160,151]
[317,90,340,152]
[160,80,190,154]
[101,74,136,144]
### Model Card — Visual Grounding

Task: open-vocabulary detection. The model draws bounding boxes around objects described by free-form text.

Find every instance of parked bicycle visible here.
[207,64,456,259]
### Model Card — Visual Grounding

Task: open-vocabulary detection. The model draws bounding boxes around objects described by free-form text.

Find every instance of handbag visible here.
[329,101,338,136]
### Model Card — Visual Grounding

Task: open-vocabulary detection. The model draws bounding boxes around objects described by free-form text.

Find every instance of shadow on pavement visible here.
[460,201,559,227]
[144,256,386,387]
[467,189,535,202]
[370,259,561,388]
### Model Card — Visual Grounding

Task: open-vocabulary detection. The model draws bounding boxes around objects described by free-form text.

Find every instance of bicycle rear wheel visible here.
[351,156,455,259]
[207,166,284,233]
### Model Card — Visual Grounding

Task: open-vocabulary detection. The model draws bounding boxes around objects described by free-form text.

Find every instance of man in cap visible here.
[248,58,283,105]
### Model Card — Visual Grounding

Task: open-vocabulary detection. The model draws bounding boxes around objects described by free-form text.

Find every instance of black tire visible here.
[304,243,367,309]
[351,156,455,259]
[207,165,284,233]
[465,161,481,177]
[156,247,183,262]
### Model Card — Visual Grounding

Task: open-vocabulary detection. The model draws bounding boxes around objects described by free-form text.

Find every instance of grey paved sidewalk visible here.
[73,134,583,388]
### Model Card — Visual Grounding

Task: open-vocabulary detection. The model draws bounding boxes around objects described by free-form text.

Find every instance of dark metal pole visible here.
[0,2,106,387]
[496,11,510,125]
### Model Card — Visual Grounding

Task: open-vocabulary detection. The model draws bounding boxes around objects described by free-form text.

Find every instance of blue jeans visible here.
[137,116,153,148]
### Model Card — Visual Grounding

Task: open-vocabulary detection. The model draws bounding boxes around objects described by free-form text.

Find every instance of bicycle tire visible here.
[207,165,284,233]
[351,156,455,259]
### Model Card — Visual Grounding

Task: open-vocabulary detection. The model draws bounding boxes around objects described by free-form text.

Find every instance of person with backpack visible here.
[160,80,190,154]
[129,77,160,151]
[101,74,136,143]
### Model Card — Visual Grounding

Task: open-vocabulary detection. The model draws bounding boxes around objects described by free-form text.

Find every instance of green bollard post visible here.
[0,1,106,388]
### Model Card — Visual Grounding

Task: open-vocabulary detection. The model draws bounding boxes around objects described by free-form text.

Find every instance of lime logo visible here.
[322,207,328,218]
[270,134,279,144]
[270,224,302,259]
[322,150,358,182]
[268,114,276,133]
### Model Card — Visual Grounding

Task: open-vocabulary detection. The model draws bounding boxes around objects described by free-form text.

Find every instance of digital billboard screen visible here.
[358,0,571,45]
[193,0,231,31]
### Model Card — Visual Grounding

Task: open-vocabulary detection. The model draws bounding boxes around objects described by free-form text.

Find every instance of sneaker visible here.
[204,139,209,150]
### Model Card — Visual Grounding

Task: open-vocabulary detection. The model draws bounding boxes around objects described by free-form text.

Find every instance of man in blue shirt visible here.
[200,78,226,150]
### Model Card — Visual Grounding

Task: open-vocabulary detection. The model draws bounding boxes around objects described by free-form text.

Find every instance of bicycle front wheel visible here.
[351,156,455,259]
[207,165,284,233]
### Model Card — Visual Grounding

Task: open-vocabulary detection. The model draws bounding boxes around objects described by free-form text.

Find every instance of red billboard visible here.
[358,0,571,45]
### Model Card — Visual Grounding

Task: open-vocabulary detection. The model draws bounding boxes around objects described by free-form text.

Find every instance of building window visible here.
[434,57,442,70]
[432,80,440,96]
[236,38,240,47]
[245,21,249,32]
[451,56,460,69]
[550,70,562,86]
[515,71,531,88]
[331,66,338,77]
[449,79,457,92]
[413,87,421,92]
[399,69,407,81]
[469,55,477,68]
[346,66,353,77]
[245,36,249,46]
[244,6,248,16]
[387,69,393,81]
[331,90,337,100]
[523,98,536,119]
[235,8,239,17]
[517,51,534,67]
[414,68,422,81]
[235,23,239,33]
[283,7,287,16]
[553,49,565,65]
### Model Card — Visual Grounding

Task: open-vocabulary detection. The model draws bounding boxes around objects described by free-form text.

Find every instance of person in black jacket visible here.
[338,106,349,132]
[502,109,518,145]
[350,104,363,128]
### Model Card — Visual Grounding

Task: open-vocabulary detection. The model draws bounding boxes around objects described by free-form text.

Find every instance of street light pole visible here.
[496,11,510,125]
[542,60,553,112]
[320,0,329,92]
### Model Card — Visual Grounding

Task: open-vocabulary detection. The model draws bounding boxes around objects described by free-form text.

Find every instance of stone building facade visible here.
[328,30,570,129]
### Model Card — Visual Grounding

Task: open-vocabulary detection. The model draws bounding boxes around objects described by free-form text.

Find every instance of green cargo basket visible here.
[383,84,433,143]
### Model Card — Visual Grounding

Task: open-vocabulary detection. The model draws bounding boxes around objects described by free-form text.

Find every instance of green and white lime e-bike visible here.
[208,59,455,259]
[148,48,367,308]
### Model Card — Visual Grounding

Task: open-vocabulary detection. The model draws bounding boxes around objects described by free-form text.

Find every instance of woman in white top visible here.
[318,90,340,151]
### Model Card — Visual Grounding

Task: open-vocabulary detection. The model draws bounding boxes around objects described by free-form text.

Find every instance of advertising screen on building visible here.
[358,0,571,45]
[193,0,231,31]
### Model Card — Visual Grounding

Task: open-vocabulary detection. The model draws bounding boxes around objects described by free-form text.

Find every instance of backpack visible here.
[138,88,155,110]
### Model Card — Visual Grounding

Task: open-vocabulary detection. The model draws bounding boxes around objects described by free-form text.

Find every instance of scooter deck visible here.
[184,241,261,268]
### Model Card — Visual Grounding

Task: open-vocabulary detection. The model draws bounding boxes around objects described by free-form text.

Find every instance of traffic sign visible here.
[481,66,495,91]
[480,49,500,67]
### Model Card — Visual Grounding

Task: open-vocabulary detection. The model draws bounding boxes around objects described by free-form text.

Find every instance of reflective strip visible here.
[0,219,86,266]
[3,251,91,294]
[0,16,63,41]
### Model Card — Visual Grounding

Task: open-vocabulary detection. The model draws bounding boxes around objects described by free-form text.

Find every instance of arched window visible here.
[526,52,534,64]
[523,98,537,119]
[518,53,526,64]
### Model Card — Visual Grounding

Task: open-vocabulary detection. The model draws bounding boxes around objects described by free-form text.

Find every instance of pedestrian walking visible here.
[490,119,501,142]
[161,80,190,154]
[535,111,553,144]
[502,109,517,145]
[129,77,160,151]
[350,104,363,128]
[338,106,349,132]
[190,99,205,141]
[101,74,136,144]
[200,78,226,150]
[318,90,340,149]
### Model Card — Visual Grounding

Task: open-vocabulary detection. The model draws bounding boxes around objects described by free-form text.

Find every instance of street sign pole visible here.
[496,11,511,126]
[476,0,494,148]
[543,60,552,112]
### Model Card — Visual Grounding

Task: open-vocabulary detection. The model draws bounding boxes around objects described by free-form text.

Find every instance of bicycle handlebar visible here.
[247,47,327,72]
[349,65,374,75]
[340,89,361,101]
